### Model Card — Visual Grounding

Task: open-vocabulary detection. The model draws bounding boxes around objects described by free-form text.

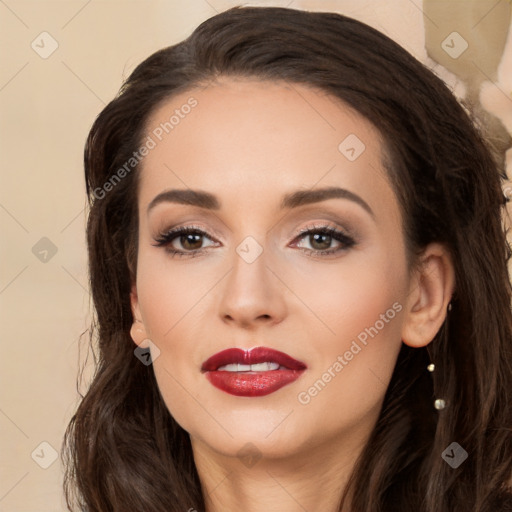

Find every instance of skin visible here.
[130,77,454,512]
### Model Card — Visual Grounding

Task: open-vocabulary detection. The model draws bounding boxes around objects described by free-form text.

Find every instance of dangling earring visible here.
[427,301,451,410]
[427,362,446,410]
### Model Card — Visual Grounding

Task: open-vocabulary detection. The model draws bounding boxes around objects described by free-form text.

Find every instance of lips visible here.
[201,346,307,397]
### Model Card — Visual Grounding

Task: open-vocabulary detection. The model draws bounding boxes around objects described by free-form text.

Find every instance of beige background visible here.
[1,1,511,511]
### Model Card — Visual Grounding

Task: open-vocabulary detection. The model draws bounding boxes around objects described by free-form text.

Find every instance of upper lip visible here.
[201,346,307,372]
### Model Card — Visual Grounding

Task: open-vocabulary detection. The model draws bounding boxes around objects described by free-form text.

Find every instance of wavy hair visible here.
[63,6,512,511]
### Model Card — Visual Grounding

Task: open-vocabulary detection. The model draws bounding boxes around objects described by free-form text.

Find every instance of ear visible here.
[130,284,150,348]
[401,243,455,348]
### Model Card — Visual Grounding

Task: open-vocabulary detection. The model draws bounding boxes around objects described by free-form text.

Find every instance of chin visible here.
[187,411,318,460]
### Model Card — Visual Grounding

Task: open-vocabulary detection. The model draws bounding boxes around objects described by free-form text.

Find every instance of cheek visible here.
[288,249,406,409]
[135,248,219,340]
[134,247,227,420]
[287,248,406,353]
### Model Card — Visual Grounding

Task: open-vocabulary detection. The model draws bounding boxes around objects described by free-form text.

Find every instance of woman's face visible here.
[131,77,412,463]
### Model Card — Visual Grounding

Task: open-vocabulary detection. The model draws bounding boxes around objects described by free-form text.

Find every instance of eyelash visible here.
[152,223,356,258]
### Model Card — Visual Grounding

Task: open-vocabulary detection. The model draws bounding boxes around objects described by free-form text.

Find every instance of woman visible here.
[63,6,512,511]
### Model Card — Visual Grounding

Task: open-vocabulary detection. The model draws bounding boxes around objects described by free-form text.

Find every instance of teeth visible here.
[251,362,280,371]
[217,362,281,372]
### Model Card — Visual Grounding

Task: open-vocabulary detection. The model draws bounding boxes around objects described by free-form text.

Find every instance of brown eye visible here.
[179,233,204,251]
[308,232,333,251]
[293,225,356,256]
[153,226,218,257]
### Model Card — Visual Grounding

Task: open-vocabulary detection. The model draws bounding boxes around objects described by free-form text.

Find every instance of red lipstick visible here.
[201,346,307,397]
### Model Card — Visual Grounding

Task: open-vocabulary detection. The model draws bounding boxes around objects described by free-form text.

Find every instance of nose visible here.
[218,244,287,329]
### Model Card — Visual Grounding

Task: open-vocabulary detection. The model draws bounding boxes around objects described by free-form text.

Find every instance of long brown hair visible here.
[63,6,512,511]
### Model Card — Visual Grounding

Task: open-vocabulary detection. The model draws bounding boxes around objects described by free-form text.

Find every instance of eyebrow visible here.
[147,186,374,218]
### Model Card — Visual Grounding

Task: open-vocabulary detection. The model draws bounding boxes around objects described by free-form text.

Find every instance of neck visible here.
[191,432,366,512]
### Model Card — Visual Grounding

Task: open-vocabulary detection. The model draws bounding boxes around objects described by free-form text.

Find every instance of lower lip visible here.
[204,369,305,397]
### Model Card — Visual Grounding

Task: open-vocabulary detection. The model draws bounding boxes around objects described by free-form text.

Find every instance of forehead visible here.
[138,77,395,217]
